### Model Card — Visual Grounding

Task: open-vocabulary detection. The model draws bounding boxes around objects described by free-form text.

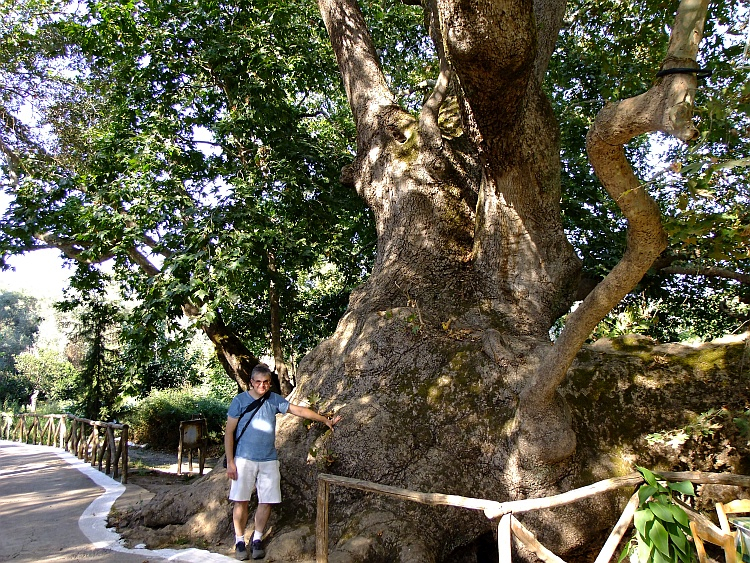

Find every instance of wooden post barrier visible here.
[316,479,330,563]
[497,513,512,562]
[2,413,129,483]
[593,492,640,563]
[315,471,750,563]
[0,412,14,440]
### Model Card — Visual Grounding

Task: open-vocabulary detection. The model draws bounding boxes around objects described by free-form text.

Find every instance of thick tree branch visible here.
[519,0,710,463]
[436,0,536,136]
[0,137,21,189]
[127,247,161,277]
[532,0,568,84]
[316,0,395,141]
[418,58,451,152]
[418,0,451,153]
[183,301,260,390]
[0,106,55,166]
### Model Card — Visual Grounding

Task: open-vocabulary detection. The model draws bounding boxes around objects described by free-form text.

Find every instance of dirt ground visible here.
[125,443,221,494]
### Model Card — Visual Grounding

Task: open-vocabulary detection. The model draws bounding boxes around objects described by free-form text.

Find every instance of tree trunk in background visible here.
[199,310,259,391]
[269,253,294,395]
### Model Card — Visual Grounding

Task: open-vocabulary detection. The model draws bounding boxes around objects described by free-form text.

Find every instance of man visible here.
[225,363,341,560]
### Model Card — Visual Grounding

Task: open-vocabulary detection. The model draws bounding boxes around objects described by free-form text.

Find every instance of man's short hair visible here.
[251,363,273,381]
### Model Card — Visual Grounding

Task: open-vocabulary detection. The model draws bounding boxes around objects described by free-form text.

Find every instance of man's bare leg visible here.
[254,503,271,537]
[233,500,249,537]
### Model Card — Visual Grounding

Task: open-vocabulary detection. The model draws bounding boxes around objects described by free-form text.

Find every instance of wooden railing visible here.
[1,412,129,483]
[315,471,750,563]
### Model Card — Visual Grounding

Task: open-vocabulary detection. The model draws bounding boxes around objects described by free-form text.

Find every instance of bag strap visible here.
[233,393,268,451]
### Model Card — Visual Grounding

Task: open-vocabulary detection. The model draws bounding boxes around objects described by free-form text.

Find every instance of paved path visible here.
[0,440,236,562]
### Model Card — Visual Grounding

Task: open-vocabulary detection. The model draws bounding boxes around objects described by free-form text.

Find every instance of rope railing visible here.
[315,471,750,563]
[1,412,129,483]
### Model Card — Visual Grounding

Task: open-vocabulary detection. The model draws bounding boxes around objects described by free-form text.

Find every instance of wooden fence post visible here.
[44,416,53,446]
[105,426,116,475]
[316,478,330,563]
[593,491,640,563]
[59,416,66,450]
[30,415,37,444]
[120,424,129,484]
[498,513,512,562]
[69,417,76,454]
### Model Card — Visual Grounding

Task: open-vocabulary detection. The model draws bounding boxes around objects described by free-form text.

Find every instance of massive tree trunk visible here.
[268,0,710,561]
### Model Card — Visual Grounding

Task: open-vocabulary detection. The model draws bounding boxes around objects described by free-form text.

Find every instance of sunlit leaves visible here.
[0,0,375,371]
[622,467,696,563]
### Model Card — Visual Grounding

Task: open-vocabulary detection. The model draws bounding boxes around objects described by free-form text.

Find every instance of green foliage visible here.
[0,291,41,373]
[124,386,228,450]
[0,0,376,378]
[620,467,696,563]
[0,0,747,386]
[14,347,78,401]
[0,291,76,409]
[0,370,33,411]
[591,297,661,340]
[646,409,724,448]
[117,319,204,398]
[59,282,124,420]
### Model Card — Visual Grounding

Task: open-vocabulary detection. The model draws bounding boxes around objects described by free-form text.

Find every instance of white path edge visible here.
[2,440,235,562]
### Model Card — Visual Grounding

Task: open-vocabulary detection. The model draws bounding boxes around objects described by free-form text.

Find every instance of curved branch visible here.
[418,0,452,152]
[522,0,710,420]
[0,137,20,189]
[0,106,54,165]
[33,232,163,280]
[532,0,568,84]
[418,58,451,152]
[127,247,161,277]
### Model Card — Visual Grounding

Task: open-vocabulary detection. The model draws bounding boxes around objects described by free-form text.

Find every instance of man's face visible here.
[251,376,271,392]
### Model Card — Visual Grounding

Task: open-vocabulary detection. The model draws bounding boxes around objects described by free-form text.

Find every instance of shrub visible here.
[124,386,229,450]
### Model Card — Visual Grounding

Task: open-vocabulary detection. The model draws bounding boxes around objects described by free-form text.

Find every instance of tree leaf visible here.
[639,484,658,505]
[653,548,671,563]
[635,508,655,537]
[668,504,690,527]
[638,466,659,487]
[637,537,654,562]
[668,481,695,497]
[649,501,675,523]
[648,519,670,557]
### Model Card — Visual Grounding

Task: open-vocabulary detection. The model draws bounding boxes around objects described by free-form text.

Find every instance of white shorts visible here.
[229,458,282,504]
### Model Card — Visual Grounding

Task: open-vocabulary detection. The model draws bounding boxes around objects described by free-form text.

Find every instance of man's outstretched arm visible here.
[288,404,342,431]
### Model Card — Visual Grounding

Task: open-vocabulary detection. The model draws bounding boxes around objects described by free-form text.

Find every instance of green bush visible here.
[124,386,229,451]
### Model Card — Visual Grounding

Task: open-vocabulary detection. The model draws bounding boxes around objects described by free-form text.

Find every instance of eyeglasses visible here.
[251,379,271,386]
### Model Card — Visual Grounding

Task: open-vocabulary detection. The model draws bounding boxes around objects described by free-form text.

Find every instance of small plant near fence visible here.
[619,467,696,563]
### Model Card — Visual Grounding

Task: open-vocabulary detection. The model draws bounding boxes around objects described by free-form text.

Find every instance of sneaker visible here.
[235,540,249,561]
[251,539,265,559]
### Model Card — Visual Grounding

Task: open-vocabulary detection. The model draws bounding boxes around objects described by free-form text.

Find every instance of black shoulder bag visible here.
[223,393,268,468]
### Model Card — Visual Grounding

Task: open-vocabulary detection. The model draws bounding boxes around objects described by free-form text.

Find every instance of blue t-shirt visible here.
[228,391,290,462]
